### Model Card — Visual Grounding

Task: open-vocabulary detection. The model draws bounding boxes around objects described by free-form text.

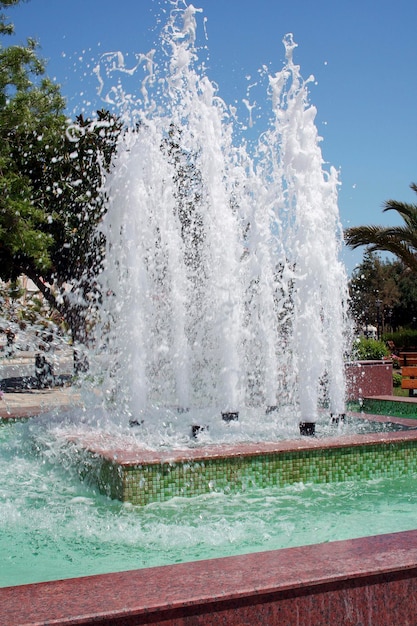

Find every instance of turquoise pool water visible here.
[2,420,417,588]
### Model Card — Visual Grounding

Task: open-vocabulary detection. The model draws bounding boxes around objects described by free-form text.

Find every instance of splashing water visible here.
[86,3,349,433]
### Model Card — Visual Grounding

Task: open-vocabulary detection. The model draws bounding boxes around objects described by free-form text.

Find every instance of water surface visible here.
[1,420,417,588]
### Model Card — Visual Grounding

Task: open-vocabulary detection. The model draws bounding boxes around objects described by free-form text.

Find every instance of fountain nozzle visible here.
[299,421,316,436]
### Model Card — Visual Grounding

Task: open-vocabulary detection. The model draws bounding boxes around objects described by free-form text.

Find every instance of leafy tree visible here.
[389,262,417,329]
[349,251,417,334]
[0,0,64,280]
[345,182,417,272]
[0,1,122,354]
[30,109,122,349]
[349,252,395,334]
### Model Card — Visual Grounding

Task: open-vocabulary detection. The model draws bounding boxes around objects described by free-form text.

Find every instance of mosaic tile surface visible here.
[362,397,417,418]
[88,436,417,505]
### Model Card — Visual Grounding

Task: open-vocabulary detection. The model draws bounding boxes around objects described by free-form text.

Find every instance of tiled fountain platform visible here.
[361,394,417,417]
[2,530,417,625]
[67,413,417,505]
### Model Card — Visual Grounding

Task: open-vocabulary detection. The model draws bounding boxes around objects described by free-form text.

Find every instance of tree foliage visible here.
[0,1,122,347]
[0,0,63,281]
[349,251,417,333]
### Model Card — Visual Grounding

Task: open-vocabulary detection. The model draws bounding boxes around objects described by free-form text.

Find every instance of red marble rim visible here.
[65,415,417,466]
[1,530,417,626]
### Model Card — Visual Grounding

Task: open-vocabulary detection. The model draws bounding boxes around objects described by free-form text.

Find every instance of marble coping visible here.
[1,530,417,625]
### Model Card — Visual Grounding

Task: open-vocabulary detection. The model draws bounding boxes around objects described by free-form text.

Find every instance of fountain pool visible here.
[1,411,417,589]
[2,410,417,624]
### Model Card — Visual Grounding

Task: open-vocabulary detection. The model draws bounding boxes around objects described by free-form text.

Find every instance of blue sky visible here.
[6,0,417,273]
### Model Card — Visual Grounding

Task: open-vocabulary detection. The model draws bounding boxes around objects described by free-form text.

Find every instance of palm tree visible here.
[345,182,417,273]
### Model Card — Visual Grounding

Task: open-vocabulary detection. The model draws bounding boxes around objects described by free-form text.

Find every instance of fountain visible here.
[83,3,349,438]
[2,3,417,624]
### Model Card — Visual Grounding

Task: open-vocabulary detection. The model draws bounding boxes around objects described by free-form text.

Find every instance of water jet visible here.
[83,3,348,432]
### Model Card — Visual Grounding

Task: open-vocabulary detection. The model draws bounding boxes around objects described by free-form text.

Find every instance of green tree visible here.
[0,1,121,354]
[29,109,122,349]
[345,182,417,272]
[0,0,64,281]
[349,251,417,334]
[390,262,417,329]
[349,251,397,334]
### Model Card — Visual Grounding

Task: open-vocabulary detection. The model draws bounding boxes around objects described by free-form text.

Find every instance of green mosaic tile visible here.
[83,438,417,505]
[362,398,417,418]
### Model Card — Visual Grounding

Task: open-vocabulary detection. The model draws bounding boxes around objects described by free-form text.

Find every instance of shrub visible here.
[393,371,402,388]
[383,330,417,351]
[352,337,390,361]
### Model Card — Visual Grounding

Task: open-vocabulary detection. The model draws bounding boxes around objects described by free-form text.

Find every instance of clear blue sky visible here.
[6,0,417,273]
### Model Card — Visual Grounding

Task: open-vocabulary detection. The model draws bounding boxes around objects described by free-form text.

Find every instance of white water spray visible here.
[88,4,349,432]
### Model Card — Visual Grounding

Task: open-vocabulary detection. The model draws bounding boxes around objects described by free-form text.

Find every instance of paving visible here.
[0,386,81,419]
[0,350,78,418]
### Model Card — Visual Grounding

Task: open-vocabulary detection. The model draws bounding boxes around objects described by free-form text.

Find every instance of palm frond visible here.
[345,181,417,273]
[383,200,417,229]
[344,225,388,249]
[345,224,417,272]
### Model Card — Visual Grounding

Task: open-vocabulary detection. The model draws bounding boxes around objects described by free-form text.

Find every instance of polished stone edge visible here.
[1,530,417,626]
[66,415,417,466]
[368,394,417,405]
